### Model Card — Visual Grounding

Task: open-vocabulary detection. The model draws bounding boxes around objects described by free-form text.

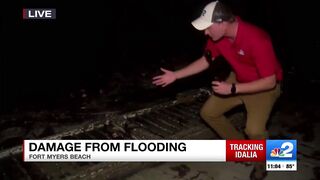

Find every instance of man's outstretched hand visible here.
[152,68,176,87]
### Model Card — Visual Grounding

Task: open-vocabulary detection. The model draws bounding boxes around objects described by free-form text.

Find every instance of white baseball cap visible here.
[191,1,221,30]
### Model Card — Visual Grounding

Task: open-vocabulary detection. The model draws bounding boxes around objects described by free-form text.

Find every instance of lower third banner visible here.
[23,139,297,171]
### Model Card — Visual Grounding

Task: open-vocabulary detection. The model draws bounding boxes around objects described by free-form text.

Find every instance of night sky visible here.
[1,0,319,113]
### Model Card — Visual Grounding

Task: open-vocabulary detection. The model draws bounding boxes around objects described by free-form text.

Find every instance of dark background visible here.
[1,0,319,113]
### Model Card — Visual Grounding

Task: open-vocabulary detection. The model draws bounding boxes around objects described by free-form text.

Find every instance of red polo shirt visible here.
[205,17,283,83]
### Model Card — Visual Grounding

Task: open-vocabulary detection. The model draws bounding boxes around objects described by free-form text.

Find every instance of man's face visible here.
[204,22,226,41]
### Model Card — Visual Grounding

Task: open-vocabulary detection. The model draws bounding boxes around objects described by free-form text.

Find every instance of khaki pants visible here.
[200,73,281,140]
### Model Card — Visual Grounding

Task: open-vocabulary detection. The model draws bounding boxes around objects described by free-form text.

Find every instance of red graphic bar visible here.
[226,140,266,162]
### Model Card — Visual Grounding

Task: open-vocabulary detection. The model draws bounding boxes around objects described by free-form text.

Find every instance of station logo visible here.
[266,140,297,171]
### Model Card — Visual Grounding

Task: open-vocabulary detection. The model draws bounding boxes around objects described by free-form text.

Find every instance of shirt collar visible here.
[233,16,242,46]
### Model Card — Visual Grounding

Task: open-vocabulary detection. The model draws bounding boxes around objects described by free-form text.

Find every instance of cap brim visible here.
[191,18,213,31]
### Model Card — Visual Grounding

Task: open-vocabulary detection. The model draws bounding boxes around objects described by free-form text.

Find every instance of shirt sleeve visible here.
[204,39,220,59]
[251,37,278,78]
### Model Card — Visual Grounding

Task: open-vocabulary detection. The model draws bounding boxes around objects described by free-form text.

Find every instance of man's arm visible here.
[174,56,210,79]
[212,74,277,95]
[236,74,276,94]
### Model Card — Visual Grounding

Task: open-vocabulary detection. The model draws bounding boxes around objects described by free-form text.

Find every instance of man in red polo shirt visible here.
[153,1,282,179]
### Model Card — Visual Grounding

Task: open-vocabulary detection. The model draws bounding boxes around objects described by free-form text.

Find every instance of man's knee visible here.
[200,106,221,121]
[200,106,210,120]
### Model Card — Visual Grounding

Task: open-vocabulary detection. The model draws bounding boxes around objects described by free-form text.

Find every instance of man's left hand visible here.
[212,81,232,95]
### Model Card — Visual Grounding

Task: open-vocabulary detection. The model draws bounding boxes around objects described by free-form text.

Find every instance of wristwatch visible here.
[231,83,236,95]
